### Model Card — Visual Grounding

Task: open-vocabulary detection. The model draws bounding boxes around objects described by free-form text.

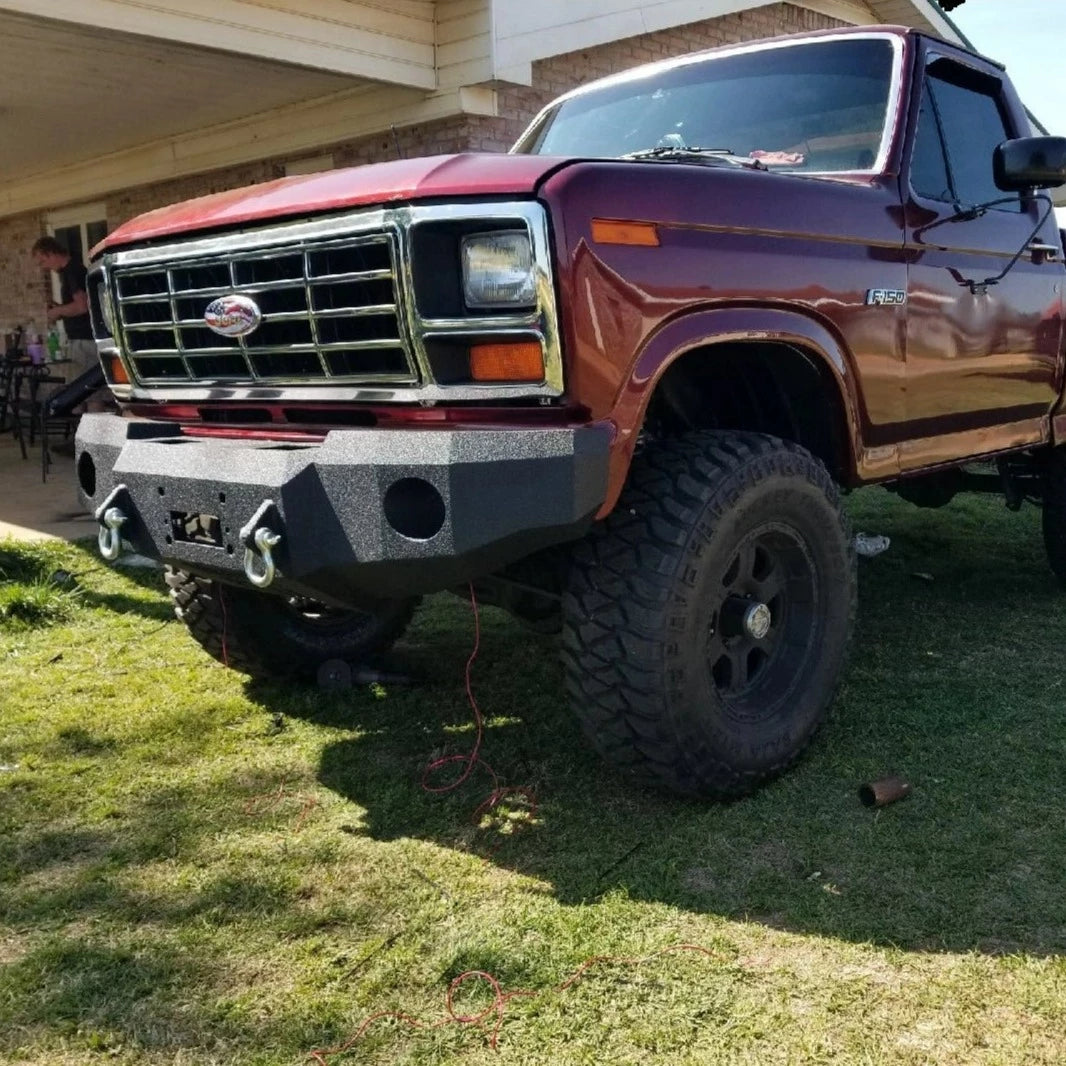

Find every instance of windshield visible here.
[514,37,898,174]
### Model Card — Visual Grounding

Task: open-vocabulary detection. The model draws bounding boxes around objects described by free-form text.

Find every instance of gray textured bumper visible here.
[75,415,610,603]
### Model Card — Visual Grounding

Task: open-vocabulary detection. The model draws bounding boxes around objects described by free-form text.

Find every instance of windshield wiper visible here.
[623,146,767,170]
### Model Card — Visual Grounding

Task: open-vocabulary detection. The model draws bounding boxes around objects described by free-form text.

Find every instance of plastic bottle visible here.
[25,323,44,365]
[46,327,61,362]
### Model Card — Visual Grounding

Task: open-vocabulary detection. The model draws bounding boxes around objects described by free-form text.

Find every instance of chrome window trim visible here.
[95,201,563,404]
[512,31,907,178]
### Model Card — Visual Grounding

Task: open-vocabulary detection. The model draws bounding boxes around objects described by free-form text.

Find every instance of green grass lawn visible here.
[2,488,1066,1065]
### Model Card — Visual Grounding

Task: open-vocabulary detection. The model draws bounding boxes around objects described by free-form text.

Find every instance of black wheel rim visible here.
[705,522,818,722]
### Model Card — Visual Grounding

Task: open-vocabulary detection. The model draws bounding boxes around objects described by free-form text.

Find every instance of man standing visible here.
[30,236,107,419]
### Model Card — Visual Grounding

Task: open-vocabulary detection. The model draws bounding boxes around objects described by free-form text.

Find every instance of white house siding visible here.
[437,0,495,89]
[0,0,438,86]
[0,10,356,192]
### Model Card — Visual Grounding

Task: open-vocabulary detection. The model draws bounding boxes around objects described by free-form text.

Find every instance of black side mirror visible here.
[994,136,1066,191]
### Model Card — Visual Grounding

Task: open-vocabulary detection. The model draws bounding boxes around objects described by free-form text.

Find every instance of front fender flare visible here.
[599,305,868,515]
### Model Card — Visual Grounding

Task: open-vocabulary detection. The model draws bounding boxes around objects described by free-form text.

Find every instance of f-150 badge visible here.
[866,289,906,306]
[204,295,262,338]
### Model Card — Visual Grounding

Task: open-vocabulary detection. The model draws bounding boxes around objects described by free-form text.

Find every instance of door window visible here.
[909,64,1020,210]
[910,83,952,202]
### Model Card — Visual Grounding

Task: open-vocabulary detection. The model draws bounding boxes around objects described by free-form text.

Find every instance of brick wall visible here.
[0,214,50,341]
[474,2,848,152]
[0,3,844,333]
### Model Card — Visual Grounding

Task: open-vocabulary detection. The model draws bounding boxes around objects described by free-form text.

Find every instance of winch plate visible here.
[170,511,223,548]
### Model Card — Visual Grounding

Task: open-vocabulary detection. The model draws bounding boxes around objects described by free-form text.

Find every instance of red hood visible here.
[95,153,568,255]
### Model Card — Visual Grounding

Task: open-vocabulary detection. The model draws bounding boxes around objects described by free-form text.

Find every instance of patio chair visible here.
[9,363,66,463]
[0,356,19,434]
[39,364,105,482]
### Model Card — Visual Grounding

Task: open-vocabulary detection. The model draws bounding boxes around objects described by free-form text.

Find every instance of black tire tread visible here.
[562,430,856,798]
[165,568,417,680]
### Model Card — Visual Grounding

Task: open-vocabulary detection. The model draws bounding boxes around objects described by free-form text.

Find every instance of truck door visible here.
[902,53,1064,470]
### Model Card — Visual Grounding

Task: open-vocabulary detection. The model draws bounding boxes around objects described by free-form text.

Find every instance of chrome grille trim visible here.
[93,201,564,405]
[110,230,415,386]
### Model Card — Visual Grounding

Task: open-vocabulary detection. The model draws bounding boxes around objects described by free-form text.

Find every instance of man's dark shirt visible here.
[58,259,92,340]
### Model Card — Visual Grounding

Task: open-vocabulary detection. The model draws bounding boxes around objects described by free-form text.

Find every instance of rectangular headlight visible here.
[461,231,536,309]
[92,279,115,338]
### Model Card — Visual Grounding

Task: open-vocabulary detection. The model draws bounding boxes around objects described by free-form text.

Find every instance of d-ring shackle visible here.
[97,507,128,561]
[243,526,282,588]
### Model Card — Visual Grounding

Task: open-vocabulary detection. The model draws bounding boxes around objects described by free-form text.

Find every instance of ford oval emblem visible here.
[204,295,262,338]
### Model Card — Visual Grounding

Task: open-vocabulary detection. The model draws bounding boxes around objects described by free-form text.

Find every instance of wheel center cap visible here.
[743,601,772,640]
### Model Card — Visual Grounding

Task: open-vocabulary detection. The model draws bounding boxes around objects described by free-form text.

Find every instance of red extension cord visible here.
[420,584,537,838]
[309,944,717,1061]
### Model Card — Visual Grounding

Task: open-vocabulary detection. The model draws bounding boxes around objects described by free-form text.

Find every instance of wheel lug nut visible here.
[720,594,771,639]
[743,601,772,640]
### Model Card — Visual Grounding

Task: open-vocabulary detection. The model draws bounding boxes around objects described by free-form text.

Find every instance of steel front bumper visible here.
[75,415,610,605]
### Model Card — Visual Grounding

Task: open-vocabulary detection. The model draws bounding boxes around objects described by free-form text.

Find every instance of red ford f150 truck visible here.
[76,25,1066,798]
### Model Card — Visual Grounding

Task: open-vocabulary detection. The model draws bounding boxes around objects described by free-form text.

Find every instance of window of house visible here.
[46,202,108,305]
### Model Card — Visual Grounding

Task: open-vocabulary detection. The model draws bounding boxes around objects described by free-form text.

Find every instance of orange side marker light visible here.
[109,355,130,384]
[591,219,660,246]
[469,342,544,382]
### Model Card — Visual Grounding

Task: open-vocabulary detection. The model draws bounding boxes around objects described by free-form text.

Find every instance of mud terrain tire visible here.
[562,431,855,798]
[165,568,418,680]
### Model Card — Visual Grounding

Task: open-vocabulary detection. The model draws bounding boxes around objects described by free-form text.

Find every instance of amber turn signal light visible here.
[469,342,544,382]
[108,354,130,385]
[591,219,660,246]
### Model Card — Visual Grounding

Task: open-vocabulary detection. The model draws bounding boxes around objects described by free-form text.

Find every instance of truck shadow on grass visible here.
[305,491,1066,957]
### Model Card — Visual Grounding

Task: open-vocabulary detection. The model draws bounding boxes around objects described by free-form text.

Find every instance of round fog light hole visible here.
[383,477,446,541]
[77,452,96,497]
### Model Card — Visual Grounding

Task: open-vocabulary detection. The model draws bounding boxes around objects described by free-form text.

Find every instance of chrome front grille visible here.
[111,233,417,385]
